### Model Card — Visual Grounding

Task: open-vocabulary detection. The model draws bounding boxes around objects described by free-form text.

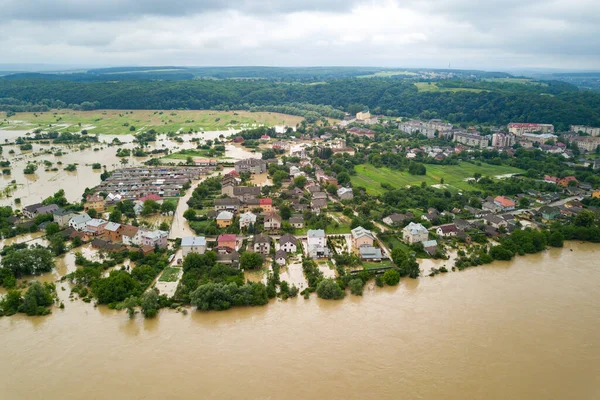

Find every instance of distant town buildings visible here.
[491,132,515,148]
[508,123,554,136]
[570,125,600,136]
[234,158,267,174]
[453,131,488,148]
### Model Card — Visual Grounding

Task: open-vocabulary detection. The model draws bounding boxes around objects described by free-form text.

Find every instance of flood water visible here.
[1,241,599,399]
[0,130,247,207]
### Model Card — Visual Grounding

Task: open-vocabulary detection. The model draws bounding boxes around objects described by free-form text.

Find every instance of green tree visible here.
[23,163,38,175]
[391,248,408,266]
[140,289,159,318]
[316,278,345,300]
[183,208,197,221]
[160,200,177,214]
[0,289,22,316]
[45,222,60,235]
[240,252,264,270]
[122,296,138,319]
[19,282,53,316]
[109,208,122,223]
[1,247,54,278]
[272,170,288,186]
[548,231,564,248]
[348,278,364,296]
[142,200,160,216]
[48,234,66,256]
[382,269,400,286]
[326,183,337,195]
[294,175,307,188]
[574,210,595,227]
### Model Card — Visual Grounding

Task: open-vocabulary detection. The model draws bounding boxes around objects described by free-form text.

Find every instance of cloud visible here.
[0,0,598,70]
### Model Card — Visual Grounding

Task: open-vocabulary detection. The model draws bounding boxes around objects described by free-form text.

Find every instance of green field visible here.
[163,149,223,161]
[0,109,309,135]
[358,71,418,79]
[351,163,524,195]
[483,78,547,86]
[159,267,181,282]
[414,82,486,93]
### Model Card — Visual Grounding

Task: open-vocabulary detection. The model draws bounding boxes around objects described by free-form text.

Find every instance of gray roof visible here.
[279,234,297,246]
[359,246,382,259]
[70,213,92,225]
[104,222,121,232]
[307,229,325,238]
[254,235,270,244]
[275,250,287,259]
[181,236,206,246]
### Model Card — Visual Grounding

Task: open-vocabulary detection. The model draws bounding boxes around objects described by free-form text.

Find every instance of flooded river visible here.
[1,242,599,399]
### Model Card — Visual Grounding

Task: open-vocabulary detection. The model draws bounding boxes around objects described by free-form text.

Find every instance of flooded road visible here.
[1,242,599,399]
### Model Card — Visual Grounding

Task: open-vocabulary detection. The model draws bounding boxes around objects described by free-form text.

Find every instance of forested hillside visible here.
[2,75,600,130]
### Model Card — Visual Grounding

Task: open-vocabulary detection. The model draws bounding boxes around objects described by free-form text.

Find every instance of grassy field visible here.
[351,163,524,195]
[159,267,181,282]
[483,78,547,86]
[0,109,310,135]
[413,82,486,93]
[358,71,418,79]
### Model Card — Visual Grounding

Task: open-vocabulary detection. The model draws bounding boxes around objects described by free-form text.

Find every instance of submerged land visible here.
[1,66,600,318]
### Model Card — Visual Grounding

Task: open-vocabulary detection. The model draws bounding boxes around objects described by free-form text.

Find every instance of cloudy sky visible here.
[1,0,599,70]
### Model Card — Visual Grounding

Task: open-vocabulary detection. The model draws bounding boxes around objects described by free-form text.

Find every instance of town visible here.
[2,107,600,316]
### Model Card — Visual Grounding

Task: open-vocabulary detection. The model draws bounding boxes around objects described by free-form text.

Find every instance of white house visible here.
[239,211,257,229]
[402,222,429,244]
[275,250,287,266]
[307,229,329,258]
[337,187,354,201]
[279,234,297,253]
[68,213,92,231]
[181,236,207,257]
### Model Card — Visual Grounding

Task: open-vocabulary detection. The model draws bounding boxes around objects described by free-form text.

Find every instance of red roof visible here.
[218,234,237,243]
[259,198,272,206]
[544,175,559,183]
[508,123,549,128]
[140,193,162,202]
[227,170,240,177]
[494,196,515,208]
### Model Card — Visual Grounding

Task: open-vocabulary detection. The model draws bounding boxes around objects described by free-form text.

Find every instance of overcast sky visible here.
[1,0,599,70]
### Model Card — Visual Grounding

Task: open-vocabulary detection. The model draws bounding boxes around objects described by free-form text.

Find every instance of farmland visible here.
[351,163,524,195]
[413,82,486,93]
[0,109,307,135]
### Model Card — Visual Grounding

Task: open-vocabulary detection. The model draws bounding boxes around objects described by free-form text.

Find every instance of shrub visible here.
[316,278,345,300]
[382,269,400,286]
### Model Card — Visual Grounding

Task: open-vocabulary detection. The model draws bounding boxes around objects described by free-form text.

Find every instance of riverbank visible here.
[1,241,598,399]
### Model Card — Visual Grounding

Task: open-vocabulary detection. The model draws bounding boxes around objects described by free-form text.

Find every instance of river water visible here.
[1,241,599,399]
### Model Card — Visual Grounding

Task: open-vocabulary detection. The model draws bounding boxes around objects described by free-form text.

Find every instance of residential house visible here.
[307,229,329,258]
[454,219,471,231]
[312,192,328,200]
[289,215,305,228]
[359,246,382,261]
[104,222,123,242]
[52,208,77,227]
[539,206,560,220]
[253,235,271,255]
[259,198,273,212]
[337,187,354,201]
[592,190,600,199]
[463,206,485,218]
[436,224,458,237]
[216,250,240,267]
[482,201,502,213]
[311,198,328,214]
[423,240,439,256]
[239,211,257,229]
[133,202,144,216]
[141,230,168,249]
[181,236,207,257]
[279,234,297,253]
[347,127,375,139]
[558,176,578,187]
[274,250,287,266]
[216,211,234,228]
[217,234,237,250]
[494,196,516,211]
[232,186,260,202]
[85,194,105,212]
[402,222,429,244]
[87,219,108,235]
[22,203,43,219]
[351,226,375,250]
[383,213,406,226]
[263,213,281,230]
[139,193,163,203]
[121,225,139,246]
[221,176,238,197]
[235,158,267,174]
[35,204,60,217]
[483,214,508,229]
[214,197,241,212]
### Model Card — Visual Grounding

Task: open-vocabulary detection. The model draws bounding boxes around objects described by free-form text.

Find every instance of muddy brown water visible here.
[1,242,599,399]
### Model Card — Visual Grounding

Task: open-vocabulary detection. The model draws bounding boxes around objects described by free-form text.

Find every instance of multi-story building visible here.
[517,133,557,148]
[508,123,554,136]
[279,234,297,253]
[181,236,207,257]
[351,226,375,251]
[453,132,488,148]
[307,229,329,258]
[491,132,516,148]
[402,222,429,244]
[239,212,257,229]
[567,136,600,152]
[253,235,271,255]
[235,158,267,174]
[570,125,600,137]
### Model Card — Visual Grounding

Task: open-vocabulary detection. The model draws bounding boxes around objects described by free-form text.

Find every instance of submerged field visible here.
[351,163,524,195]
[0,109,309,135]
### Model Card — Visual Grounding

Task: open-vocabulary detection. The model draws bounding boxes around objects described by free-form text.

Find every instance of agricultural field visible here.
[413,82,486,93]
[158,267,181,282]
[0,109,308,135]
[351,163,524,195]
